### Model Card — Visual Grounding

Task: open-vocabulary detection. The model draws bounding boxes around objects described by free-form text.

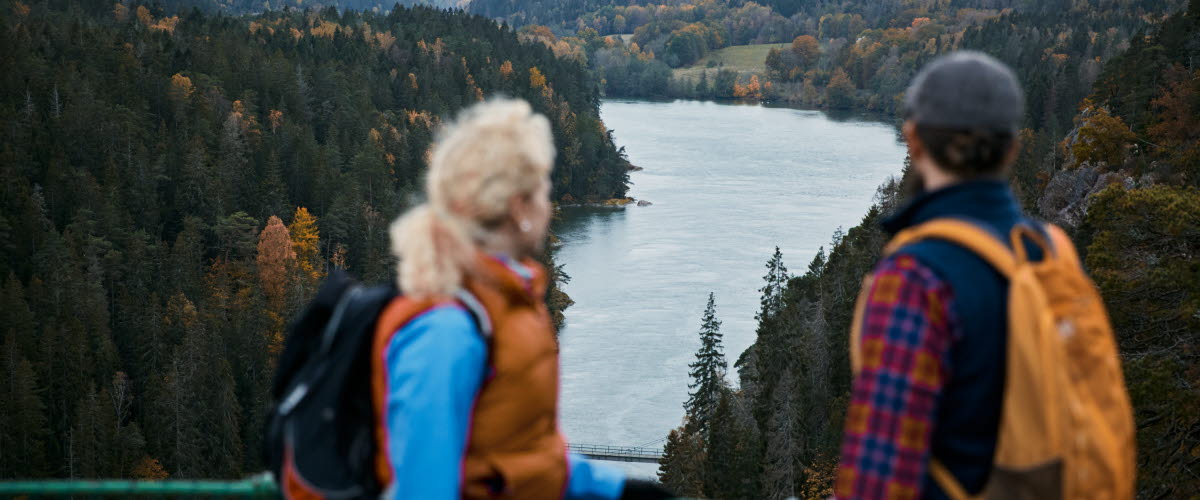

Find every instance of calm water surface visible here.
[556,99,906,477]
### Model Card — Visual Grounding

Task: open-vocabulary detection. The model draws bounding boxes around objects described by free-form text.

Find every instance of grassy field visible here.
[673,43,786,82]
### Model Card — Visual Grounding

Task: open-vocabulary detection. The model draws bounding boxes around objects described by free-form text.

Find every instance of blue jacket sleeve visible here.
[566,453,627,500]
[382,305,486,500]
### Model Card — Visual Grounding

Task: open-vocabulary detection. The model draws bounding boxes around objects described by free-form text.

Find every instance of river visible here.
[555,99,907,477]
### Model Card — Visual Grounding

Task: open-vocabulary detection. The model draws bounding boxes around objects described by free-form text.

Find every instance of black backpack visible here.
[264,271,491,499]
[264,271,397,499]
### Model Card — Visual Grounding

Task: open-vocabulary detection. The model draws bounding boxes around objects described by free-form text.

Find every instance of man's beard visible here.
[902,167,926,203]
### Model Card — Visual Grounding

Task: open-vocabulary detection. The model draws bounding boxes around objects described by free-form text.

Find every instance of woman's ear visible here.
[507,191,531,229]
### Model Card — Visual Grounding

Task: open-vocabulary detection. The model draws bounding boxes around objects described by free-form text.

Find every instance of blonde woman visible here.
[369,99,673,500]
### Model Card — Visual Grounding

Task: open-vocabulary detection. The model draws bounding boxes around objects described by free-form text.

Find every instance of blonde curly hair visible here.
[389,98,555,297]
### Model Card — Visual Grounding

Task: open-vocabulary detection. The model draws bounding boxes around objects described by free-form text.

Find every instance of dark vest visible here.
[881,180,1042,500]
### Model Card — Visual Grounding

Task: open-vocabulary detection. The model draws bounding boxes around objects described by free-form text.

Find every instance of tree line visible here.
[0,0,624,479]
[471,0,1180,111]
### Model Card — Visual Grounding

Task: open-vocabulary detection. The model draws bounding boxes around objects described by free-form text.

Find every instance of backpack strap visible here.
[454,289,493,339]
[884,218,1019,278]
[1044,224,1080,268]
[930,459,977,500]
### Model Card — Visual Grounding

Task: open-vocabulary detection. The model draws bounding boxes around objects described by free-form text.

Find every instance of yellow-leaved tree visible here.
[1067,99,1136,169]
[289,207,323,295]
[530,67,548,89]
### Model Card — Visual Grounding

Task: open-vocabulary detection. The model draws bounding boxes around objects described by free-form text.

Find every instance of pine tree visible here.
[757,247,789,322]
[149,293,242,478]
[259,152,289,220]
[705,389,762,500]
[762,369,798,500]
[657,426,706,498]
[685,292,726,436]
[0,335,49,478]
[0,275,36,357]
[68,386,111,478]
[105,372,147,478]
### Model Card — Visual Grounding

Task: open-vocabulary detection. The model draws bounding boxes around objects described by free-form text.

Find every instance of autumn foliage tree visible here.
[256,216,295,314]
[289,207,322,297]
[1148,66,1200,180]
[1067,99,1136,170]
[791,35,820,71]
[824,68,855,109]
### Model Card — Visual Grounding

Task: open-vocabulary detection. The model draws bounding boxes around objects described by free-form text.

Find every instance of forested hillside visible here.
[471,0,1179,113]
[660,2,1200,499]
[469,0,632,28]
[0,0,625,479]
[158,0,464,15]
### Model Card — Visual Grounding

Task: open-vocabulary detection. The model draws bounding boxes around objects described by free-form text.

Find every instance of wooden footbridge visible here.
[567,442,665,463]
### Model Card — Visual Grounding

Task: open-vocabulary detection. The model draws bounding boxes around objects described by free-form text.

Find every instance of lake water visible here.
[556,99,906,477]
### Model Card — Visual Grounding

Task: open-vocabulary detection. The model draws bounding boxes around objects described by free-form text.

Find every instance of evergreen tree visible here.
[685,292,726,436]
[762,369,798,500]
[757,246,789,322]
[657,426,706,497]
[68,386,105,479]
[0,335,49,478]
[705,389,762,500]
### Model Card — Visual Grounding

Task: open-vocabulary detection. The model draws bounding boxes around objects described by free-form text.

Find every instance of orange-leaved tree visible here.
[255,215,295,314]
[791,35,820,71]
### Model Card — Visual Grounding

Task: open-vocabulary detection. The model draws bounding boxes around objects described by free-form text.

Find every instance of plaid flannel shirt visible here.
[835,254,957,500]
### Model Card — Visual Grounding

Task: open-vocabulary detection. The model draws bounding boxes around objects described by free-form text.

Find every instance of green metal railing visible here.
[0,476,698,499]
[0,474,278,498]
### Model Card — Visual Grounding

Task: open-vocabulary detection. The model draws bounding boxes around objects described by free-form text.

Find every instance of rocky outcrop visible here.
[1037,165,1156,231]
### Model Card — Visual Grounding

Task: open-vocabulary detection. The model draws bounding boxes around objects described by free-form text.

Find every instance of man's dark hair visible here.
[914,126,1014,178]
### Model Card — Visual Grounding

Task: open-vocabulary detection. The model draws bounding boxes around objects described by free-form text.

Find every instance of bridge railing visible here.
[567,442,665,459]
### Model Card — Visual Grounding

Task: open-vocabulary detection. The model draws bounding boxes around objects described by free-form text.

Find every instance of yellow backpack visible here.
[849,219,1136,500]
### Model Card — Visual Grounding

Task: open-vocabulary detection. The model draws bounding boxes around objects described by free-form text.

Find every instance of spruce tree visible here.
[704,390,762,500]
[657,426,706,497]
[757,246,789,322]
[685,293,726,436]
[1,335,49,478]
[762,369,799,500]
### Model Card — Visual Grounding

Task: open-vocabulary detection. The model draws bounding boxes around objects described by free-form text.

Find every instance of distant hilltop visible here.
[161,0,469,15]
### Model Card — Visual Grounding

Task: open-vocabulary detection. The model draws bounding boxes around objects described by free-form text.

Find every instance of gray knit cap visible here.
[904,51,1025,133]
